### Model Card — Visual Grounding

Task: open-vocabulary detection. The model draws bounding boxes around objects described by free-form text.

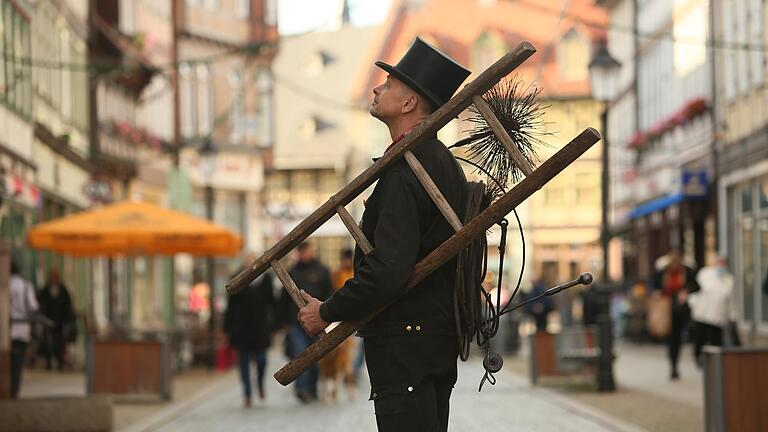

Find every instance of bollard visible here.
[596,313,616,392]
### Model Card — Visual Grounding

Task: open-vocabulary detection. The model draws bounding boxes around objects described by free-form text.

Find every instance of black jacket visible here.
[38,283,74,334]
[224,271,276,351]
[319,137,467,387]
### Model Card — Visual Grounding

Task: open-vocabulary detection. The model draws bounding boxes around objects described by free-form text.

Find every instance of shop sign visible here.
[83,176,114,204]
[3,173,41,208]
[682,170,708,197]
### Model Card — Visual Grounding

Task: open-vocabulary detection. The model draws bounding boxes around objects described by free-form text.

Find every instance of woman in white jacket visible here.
[688,255,737,366]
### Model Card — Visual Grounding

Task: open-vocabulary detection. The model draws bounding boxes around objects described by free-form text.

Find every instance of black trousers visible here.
[373,374,455,432]
[667,299,690,373]
[693,321,723,363]
[10,340,28,399]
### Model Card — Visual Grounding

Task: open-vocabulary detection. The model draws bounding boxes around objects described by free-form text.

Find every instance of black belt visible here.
[357,320,456,337]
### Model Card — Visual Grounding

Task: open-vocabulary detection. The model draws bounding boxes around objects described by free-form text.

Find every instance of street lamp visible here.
[588,41,621,393]
[198,138,217,370]
[588,42,621,282]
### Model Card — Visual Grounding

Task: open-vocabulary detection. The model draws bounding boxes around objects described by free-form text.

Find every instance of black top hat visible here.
[375,37,471,109]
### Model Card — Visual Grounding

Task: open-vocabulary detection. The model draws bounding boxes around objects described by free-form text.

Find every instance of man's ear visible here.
[400,93,419,114]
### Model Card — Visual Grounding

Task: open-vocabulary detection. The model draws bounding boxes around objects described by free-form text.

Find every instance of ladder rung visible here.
[403,151,463,232]
[271,260,306,308]
[472,95,534,176]
[336,206,373,254]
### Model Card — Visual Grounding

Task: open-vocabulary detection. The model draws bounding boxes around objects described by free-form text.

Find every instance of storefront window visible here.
[742,186,753,214]
[760,179,768,209]
[741,218,755,320]
[760,218,768,322]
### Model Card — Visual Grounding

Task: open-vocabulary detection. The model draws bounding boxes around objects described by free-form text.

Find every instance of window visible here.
[736,0,749,95]
[179,63,197,138]
[574,172,597,203]
[544,185,564,205]
[749,0,764,86]
[265,0,277,26]
[2,3,32,117]
[229,69,243,143]
[723,0,736,101]
[0,6,5,95]
[236,0,250,19]
[71,42,89,131]
[557,29,588,81]
[673,0,707,78]
[120,0,136,34]
[197,64,213,136]
[319,170,339,196]
[292,170,317,203]
[256,68,272,146]
[760,179,768,209]
[742,185,754,214]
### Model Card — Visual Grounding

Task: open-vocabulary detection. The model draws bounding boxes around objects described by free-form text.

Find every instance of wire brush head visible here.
[457,76,552,195]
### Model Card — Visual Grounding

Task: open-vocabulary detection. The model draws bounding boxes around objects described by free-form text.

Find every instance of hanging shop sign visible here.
[83,176,114,204]
[682,169,708,198]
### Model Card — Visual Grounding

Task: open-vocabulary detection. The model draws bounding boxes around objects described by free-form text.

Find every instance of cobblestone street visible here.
[126,349,640,432]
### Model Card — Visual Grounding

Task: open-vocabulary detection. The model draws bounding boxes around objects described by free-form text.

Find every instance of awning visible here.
[628,192,707,220]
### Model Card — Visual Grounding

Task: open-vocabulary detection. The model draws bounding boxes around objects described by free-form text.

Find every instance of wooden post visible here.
[273,128,601,385]
[226,42,537,295]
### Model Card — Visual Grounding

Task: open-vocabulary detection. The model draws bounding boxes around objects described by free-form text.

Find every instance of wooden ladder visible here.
[225,41,602,385]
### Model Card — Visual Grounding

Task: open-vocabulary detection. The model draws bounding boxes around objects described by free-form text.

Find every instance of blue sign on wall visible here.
[682,170,708,198]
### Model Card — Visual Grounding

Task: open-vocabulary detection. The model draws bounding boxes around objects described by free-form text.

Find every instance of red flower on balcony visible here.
[114,120,132,137]
[683,97,708,119]
[627,132,647,149]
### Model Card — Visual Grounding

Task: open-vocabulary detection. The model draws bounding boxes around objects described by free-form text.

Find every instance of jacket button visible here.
[372,392,377,398]
[407,386,414,392]
[406,325,412,332]
[415,325,421,331]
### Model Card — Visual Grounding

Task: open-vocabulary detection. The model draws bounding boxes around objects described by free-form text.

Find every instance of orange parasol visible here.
[28,200,242,256]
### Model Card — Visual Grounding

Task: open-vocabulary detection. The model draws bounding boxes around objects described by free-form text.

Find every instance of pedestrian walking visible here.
[9,261,39,398]
[37,268,76,370]
[653,249,699,380]
[297,37,470,431]
[224,251,277,407]
[284,241,333,403]
[688,255,737,366]
[525,279,554,332]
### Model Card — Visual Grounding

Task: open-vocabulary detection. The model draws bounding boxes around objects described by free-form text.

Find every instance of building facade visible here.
[30,0,94,340]
[176,0,278,320]
[0,0,37,286]
[355,0,607,292]
[609,0,717,282]
[597,0,638,284]
[713,0,768,334]
[269,22,375,268]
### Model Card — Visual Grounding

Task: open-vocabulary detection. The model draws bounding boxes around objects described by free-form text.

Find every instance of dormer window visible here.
[557,28,588,81]
[304,50,336,76]
[300,115,335,139]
